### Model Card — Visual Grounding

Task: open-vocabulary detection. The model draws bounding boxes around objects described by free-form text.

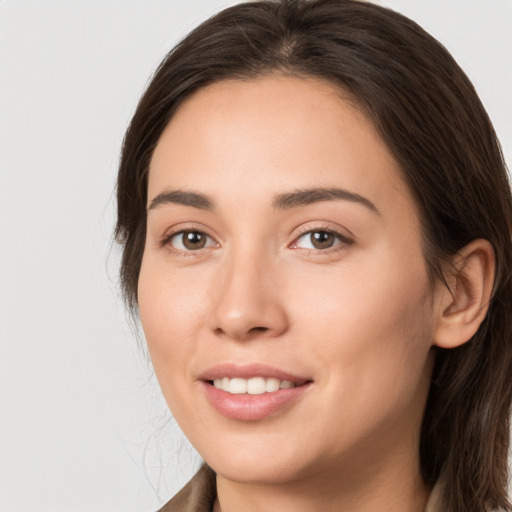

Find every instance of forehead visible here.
[148,75,415,222]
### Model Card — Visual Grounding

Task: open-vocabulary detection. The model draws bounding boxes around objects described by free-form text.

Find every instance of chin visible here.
[209,455,306,485]
[195,429,323,485]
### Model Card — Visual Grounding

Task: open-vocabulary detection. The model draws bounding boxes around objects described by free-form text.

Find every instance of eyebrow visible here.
[148,190,215,211]
[272,187,380,215]
[147,186,380,215]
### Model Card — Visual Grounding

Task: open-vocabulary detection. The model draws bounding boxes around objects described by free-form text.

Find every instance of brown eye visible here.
[310,231,335,249]
[294,229,350,251]
[170,230,214,251]
[183,231,206,249]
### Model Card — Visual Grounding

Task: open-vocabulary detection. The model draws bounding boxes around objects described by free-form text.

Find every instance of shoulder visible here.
[425,478,444,512]
[425,475,507,512]
[158,464,216,512]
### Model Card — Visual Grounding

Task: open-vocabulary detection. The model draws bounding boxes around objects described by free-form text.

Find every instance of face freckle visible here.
[138,74,437,487]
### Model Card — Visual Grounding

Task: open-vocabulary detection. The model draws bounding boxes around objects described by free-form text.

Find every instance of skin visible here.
[138,75,454,512]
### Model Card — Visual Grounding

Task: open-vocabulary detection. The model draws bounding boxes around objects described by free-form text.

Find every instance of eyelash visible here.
[159,225,353,256]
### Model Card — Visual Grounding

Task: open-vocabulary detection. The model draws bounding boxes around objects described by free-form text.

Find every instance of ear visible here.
[433,239,495,349]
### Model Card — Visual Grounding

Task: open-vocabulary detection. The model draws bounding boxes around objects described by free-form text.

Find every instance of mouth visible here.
[209,377,305,394]
[198,364,312,421]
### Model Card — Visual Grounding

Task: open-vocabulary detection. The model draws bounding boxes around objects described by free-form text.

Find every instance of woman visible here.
[115,1,512,511]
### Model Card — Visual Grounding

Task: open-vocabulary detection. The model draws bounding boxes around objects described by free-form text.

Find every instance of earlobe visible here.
[433,239,495,349]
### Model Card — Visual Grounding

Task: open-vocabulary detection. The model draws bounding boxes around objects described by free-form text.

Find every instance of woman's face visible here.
[139,75,438,485]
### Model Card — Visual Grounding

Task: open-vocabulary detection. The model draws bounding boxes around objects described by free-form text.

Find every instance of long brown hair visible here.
[115,1,512,510]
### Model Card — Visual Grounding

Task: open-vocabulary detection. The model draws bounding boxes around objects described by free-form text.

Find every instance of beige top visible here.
[159,465,216,512]
[158,464,445,512]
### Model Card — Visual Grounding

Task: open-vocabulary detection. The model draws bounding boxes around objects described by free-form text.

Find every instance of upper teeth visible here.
[213,377,296,395]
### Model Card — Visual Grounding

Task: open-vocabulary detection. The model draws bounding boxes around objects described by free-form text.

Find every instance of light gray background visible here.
[1,1,511,511]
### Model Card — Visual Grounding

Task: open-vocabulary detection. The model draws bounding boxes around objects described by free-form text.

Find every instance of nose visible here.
[208,252,289,341]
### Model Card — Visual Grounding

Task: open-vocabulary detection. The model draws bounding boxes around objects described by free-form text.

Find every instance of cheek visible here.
[288,250,434,414]
[137,253,208,385]
[290,246,432,338]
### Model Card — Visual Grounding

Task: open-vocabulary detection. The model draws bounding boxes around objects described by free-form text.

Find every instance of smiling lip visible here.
[198,363,312,421]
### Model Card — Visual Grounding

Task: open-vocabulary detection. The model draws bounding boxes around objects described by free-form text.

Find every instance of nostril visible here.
[249,326,269,334]
[213,325,270,340]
